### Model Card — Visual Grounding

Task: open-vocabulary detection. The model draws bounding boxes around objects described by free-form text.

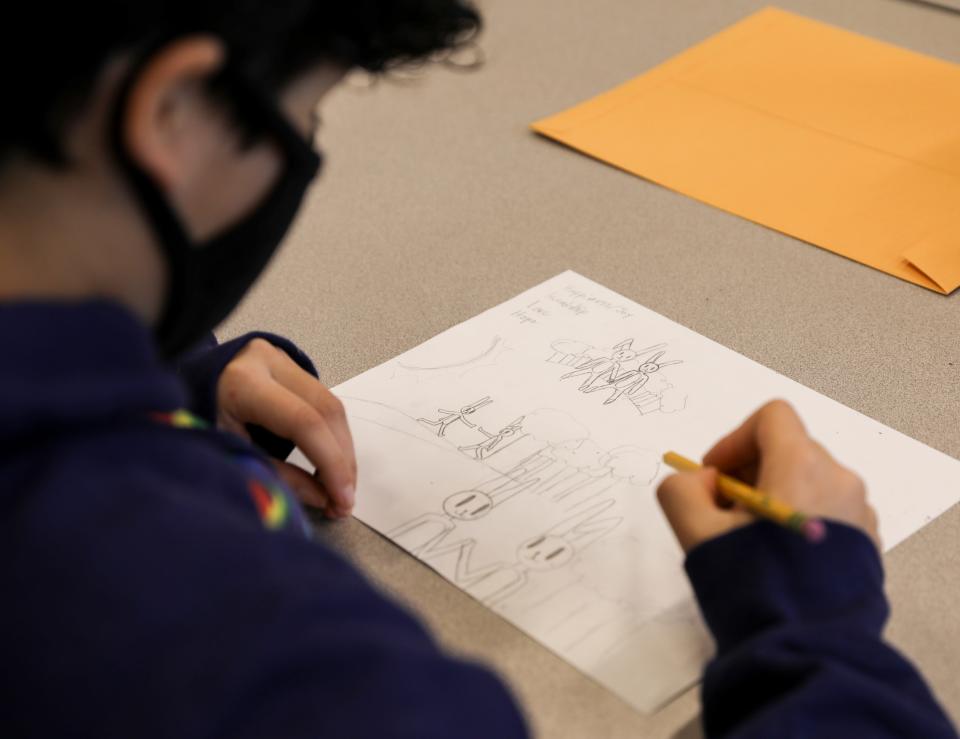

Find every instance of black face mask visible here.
[110,57,322,358]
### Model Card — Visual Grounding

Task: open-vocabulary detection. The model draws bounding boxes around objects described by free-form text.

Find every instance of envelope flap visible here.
[903,232,960,294]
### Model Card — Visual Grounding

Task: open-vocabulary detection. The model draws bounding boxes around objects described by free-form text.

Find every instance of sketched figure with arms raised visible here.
[560,339,665,390]
[418,396,493,437]
[583,350,682,405]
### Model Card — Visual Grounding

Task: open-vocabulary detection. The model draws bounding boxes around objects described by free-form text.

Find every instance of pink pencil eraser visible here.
[801,519,827,543]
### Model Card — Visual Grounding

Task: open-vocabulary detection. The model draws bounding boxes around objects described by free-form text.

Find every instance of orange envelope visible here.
[532,7,960,294]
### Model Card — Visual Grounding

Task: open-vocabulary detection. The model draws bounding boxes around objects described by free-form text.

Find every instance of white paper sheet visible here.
[298,271,960,712]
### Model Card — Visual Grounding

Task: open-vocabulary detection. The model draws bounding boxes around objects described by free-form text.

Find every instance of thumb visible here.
[657,468,752,553]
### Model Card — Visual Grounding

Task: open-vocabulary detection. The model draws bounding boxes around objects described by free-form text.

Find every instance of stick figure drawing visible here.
[424,499,622,608]
[546,339,687,416]
[386,476,535,558]
[458,416,526,460]
[417,396,493,437]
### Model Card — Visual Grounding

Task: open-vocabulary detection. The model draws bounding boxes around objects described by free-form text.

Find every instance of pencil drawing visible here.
[398,336,504,371]
[418,396,493,437]
[423,499,622,607]
[340,391,669,666]
[546,337,687,415]
[560,339,668,390]
[332,271,922,711]
[388,477,537,558]
[458,416,526,460]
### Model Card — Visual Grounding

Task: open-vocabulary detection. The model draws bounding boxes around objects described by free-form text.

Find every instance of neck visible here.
[0,157,163,322]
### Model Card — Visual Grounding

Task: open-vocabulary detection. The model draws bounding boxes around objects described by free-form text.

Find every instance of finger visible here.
[704,399,808,473]
[865,505,881,551]
[218,412,252,441]
[230,380,355,516]
[273,460,341,518]
[729,461,760,487]
[261,348,358,482]
[657,468,751,552]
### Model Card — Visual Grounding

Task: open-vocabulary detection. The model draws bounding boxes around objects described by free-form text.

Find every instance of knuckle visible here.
[791,441,821,469]
[832,466,866,500]
[316,391,346,418]
[292,404,323,433]
[655,480,673,504]
[329,395,346,418]
[656,475,682,505]
[764,398,793,417]
[247,337,276,358]
[221,358,254,387]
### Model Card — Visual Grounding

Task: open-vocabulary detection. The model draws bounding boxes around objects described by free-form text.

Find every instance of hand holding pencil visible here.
[656,400,880,553]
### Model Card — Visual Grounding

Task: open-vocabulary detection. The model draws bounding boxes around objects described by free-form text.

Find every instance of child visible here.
[0,2,954,737]
[0,2,525,737]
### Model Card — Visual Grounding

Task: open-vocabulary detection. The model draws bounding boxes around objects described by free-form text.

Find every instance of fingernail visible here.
[342,484,355,507]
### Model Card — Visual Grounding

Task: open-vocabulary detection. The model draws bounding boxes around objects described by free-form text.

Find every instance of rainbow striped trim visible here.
[151,408,308,537]
[150,409,208,430]
[247,479,291,530]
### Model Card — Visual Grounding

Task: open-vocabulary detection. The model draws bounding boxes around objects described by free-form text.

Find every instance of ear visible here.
[613,339,633,351]
[121,36,226,192]
[648,351,666,363]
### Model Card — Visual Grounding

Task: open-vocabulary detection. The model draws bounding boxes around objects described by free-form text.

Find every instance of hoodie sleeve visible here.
[685,521,957,738]
[173,331,318,460]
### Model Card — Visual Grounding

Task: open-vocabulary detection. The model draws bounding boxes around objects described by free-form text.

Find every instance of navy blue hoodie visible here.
[0,300,954,737]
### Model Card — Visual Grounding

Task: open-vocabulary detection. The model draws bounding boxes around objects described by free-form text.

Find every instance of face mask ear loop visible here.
[108,45,196,337]
[110,46,323,358]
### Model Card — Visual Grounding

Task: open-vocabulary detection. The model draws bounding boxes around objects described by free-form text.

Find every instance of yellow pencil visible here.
[663,452,826,543]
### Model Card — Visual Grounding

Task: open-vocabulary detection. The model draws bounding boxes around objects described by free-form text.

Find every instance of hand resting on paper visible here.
[216,337,357,519]
[657,399,879,553]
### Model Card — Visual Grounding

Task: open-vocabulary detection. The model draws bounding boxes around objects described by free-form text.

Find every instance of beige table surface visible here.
[222,1,960,735]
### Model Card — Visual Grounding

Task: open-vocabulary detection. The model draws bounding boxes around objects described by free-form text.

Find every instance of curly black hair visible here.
[1,0,480,166]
